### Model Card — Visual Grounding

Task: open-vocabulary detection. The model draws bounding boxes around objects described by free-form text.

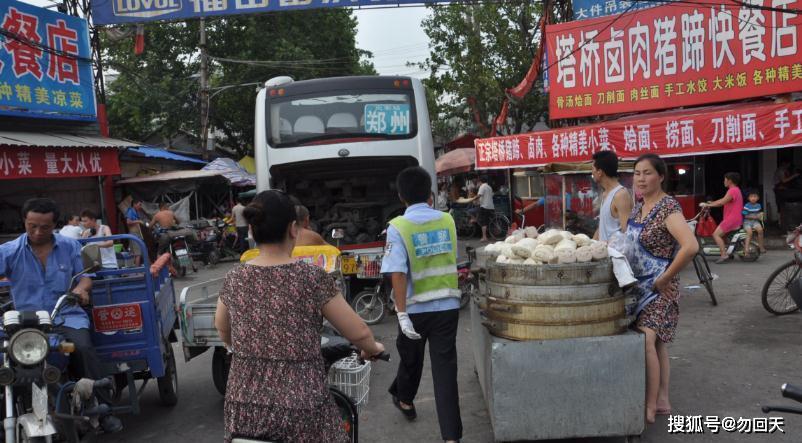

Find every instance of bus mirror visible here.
[331,229,345,240]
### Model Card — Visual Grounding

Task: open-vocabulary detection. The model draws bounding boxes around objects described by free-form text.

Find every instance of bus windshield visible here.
[267,90,417,148]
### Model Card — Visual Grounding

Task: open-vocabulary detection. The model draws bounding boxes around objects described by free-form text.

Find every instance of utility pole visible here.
[199,17,210,160]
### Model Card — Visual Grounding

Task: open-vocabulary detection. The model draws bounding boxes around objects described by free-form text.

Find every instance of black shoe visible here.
[391,395,417,421]
[100,415,123,434]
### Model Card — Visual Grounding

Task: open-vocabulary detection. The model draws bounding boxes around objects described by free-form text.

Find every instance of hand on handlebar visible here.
[71,288,90,306]
[360,342,387,361]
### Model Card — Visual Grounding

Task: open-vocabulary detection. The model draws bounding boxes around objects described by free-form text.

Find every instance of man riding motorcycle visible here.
[0,198,122,434]
[151,202,198,255]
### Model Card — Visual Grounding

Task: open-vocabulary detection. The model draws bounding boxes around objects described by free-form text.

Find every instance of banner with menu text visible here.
[546,0,802,119]
[475,101,802,169]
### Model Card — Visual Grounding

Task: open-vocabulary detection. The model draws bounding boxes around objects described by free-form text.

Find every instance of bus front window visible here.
[268,92,416,148]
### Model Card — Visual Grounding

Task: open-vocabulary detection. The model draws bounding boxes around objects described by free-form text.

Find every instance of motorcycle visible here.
[458,247,479,310]
[153,228,198,277]
[0,244,110,443]
[190,218,241,267]
[228,325,389,443]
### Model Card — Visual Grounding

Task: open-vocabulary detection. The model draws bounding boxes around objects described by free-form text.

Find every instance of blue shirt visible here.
[0,234,89,329]
[743,202,762,215]
[125,207,140,222]
[380,203,460,314]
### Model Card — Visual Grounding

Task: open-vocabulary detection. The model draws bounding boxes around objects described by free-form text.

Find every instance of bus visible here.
[253,75,437,246]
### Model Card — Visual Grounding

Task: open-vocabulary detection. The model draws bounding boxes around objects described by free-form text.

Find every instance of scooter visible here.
[229,326,389,443]
[694,207,761,262]
[0,244,110,443]
[458,247,478,310]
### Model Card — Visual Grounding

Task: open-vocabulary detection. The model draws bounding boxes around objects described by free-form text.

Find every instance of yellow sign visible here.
[341,256,358,275]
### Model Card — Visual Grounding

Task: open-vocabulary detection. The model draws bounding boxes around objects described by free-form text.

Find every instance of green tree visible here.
[419,1,549,138]
[103,10,375,156]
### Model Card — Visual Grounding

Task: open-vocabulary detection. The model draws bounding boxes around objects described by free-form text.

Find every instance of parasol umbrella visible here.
[436,148,476,176]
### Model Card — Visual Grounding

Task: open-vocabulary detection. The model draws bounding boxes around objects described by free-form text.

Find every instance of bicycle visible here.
[450,205,510,240]
[761,224,802,315]
[687,215,718,306]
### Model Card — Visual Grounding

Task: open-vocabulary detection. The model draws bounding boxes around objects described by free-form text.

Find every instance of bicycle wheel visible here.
[488,214,510,240]
[761,260,801,315]
[737,240,761,262]
[693,254,717,306]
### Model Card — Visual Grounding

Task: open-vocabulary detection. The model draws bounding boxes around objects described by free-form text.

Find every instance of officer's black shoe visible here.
[100,414,123,434]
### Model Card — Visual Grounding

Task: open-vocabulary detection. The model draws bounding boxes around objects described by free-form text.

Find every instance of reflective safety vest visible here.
[389,213,460,305]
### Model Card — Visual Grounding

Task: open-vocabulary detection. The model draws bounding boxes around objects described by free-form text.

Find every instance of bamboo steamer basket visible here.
[485,281,611,302]
[481,312,627,341]
[486,258,612,286]
[484,294,626,325]
[475,246,499,270]
[478,258,626,341]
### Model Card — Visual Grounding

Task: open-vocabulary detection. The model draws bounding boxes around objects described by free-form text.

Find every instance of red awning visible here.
[475,100,802,170]
[436,148,475,176]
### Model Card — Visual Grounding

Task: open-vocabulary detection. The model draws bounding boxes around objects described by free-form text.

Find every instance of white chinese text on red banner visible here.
[0,1,96,121]
[475,101,802,169]
[0,148,119,179]
[546,0,802,119]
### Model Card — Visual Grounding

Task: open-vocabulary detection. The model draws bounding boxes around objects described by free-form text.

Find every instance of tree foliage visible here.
[103,10,375,156]
[419,0,550,139]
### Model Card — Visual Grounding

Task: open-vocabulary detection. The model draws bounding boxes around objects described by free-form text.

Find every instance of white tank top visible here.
[598,185,624,241]
[91,225,118,269]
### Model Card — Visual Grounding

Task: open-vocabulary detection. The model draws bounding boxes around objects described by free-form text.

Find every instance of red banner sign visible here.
[0,147,119,179]
[546,0,802,119]
[92,303,143,333]
[475,100,802,169]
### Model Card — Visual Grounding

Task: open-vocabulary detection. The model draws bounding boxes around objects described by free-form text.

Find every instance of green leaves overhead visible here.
[420,1,549,138]
[102,10,375,156]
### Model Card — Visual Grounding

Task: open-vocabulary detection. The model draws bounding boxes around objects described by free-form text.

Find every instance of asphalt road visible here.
[98,248,802,443]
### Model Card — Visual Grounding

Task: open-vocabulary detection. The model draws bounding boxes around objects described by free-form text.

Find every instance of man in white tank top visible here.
[592,151,633,241]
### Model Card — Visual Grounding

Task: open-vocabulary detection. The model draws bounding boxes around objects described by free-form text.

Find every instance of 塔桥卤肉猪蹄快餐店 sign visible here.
[92,0,456,25]
[0,1,96,121]
[474,100,802,169]
[546,0,802,120]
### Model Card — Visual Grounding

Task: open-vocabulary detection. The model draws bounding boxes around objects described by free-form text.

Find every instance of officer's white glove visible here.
[396,312,421,340]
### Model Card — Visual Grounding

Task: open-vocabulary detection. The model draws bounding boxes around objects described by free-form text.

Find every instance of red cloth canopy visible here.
[436,148,475,176]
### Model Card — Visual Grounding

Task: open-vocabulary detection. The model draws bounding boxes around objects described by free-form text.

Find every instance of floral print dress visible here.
[628,196,683,343]
[220,262,348,443]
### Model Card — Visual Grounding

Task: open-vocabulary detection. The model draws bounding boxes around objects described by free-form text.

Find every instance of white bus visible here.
[253,75,437,246]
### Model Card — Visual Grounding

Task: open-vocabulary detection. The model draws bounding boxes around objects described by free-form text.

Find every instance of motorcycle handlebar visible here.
[782,383,802,403]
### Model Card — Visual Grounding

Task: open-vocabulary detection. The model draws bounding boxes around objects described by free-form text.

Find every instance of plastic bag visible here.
[696,212,718,237]
[607,231,634,262]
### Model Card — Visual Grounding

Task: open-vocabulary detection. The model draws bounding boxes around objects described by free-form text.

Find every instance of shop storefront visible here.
[0,2,144,238]
[0,132,137,240]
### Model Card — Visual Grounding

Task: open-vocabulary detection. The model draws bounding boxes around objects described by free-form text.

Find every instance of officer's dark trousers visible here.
[389,308,463,441]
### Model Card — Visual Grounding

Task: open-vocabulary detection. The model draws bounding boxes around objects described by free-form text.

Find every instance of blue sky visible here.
[354,7,430,78]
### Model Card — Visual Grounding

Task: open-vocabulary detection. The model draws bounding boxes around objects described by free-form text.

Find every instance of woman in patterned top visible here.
[214,190,385,443]
[626,154,698,424]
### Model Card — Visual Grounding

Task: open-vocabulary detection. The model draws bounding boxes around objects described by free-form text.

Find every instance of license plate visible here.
[92,303,143,333]
[341,257,358,275]
[176,249,188,256]
[32,382,47,420]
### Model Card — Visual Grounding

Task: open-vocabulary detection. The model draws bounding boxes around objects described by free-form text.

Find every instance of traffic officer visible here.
[382,166,463,443]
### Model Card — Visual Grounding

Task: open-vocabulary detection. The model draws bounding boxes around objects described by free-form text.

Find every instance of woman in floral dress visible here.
[626,154,698,424]
[214,190,385,442]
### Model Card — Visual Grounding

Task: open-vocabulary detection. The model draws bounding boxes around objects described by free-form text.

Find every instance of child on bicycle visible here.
[742,191,767,255]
